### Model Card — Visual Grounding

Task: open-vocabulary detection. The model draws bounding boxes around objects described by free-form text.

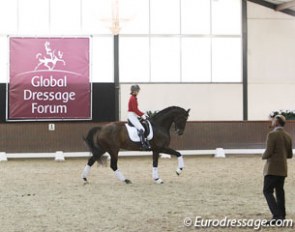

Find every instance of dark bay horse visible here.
[81,106,190,184]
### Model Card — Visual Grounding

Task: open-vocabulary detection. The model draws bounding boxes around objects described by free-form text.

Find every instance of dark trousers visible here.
[263,175,286,219]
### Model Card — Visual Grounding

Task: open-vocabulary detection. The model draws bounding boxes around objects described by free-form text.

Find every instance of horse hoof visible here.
[154,178,164,184]
[82,178,89,184]
[124,179,132,184]
[176,168,183,176]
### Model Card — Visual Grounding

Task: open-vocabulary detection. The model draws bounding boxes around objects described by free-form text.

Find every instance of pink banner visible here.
[9,37,90,120]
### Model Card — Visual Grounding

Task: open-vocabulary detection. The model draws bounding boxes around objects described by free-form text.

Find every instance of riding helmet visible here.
[130,84,140,93]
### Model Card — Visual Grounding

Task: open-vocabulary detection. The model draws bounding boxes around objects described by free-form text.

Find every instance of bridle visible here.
[174,114,188,135]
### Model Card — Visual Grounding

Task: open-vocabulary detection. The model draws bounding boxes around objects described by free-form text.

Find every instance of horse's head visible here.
[173,108,190,135]
[150,106,190,135]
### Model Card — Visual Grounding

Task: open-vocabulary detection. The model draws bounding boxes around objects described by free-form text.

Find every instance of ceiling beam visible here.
[247,0,275,10]
[276,0,295,11]
[247,0,295,17]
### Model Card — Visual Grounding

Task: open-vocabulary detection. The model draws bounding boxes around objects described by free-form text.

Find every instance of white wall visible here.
[120,84,243,121]
[248,2,295,120]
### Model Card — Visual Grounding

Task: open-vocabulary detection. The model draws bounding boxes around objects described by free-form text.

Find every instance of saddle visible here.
[125,119,153,142]
[127,118,151,137]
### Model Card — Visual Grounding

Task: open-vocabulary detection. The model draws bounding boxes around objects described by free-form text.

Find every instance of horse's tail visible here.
[83,126,106,165]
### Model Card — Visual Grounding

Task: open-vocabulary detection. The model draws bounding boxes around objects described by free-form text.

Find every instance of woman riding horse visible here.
[81,106,190,184]
[127,84,151,150]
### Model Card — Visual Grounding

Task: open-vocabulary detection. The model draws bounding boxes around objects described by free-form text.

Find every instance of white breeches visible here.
[128,112,145,131]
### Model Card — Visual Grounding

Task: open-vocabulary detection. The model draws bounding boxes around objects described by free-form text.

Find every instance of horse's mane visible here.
[150,106,186,120]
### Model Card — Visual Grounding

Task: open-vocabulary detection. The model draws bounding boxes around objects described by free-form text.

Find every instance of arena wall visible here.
[1,121,295,153]
[120,84,243,121]
[247,2,295,120]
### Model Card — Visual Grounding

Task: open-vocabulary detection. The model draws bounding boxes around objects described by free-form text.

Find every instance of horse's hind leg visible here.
[81,148,105,183]
[109,151,131,184]
[81,156,96,183]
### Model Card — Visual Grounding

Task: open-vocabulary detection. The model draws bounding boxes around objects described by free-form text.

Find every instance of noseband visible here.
[174,114,188,135]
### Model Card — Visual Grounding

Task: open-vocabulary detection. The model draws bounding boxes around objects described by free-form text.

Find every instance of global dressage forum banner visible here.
[9,37,90,120]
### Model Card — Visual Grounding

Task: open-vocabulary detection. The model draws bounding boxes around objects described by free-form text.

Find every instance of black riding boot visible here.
[138,129,150,150]
[145,139,151,150]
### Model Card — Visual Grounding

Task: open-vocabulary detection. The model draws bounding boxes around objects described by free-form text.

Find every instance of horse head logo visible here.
[34,41,66,71]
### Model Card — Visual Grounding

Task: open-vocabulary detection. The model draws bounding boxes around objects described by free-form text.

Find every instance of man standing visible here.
[262,114,293,221]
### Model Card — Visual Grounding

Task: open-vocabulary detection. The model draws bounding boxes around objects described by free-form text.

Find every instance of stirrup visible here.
[140,142,151,151]
[144,143,151,150]
[145,140,151,149]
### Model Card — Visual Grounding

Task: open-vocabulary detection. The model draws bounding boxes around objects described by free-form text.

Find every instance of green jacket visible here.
[262,128,293,177]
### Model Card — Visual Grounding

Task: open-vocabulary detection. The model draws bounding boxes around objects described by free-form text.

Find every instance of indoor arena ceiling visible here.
[248,0,295,16]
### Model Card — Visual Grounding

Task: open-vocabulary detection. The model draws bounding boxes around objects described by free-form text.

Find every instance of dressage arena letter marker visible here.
[0,152,8,161]
[55,151,65,161]
[214,148,226,158]
[48,124,55,131]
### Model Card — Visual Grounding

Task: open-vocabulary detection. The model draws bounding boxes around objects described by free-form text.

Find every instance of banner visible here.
[9,37,90,120]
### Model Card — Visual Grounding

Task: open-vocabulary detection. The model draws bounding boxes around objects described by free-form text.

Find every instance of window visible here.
[212,0,242,35]
[50,0,81,34]
[0,0,17,34]
[181,0,210,35]
[0,0,242,83]
[92,36,113,82]
[120,37,149,82]
[150,0,180,34]
[150,37,180,82]
[119,0,242,83]
[212,38,242,82]
[120,0,149,34]
[181,38,211,82]
[82,0,112,35]
[19,0,49,34]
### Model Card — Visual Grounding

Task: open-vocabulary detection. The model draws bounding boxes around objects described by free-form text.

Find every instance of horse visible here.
[81,106,190,184]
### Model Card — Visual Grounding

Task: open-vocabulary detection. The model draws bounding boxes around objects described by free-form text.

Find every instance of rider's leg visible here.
[127,112,150,149]
[145,136,151,148]
[138,129,149,150]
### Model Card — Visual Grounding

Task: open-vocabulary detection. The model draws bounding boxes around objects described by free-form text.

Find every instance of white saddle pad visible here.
[125,121,153,142]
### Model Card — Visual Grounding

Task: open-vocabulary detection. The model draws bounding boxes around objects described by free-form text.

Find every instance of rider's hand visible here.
[141,114,147,120]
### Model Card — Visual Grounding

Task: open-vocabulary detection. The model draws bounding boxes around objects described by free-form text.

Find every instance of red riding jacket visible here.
[128,94,144,117]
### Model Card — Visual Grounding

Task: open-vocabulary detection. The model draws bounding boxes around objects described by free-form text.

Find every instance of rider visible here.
[128,84,151,150]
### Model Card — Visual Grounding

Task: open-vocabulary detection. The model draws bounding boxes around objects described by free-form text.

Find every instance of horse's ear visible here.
[187,109,190,115]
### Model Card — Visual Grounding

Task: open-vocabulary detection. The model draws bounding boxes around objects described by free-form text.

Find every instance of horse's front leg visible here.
[160,148,184,176]
[109,151,131,184]
[152,151,163,184]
